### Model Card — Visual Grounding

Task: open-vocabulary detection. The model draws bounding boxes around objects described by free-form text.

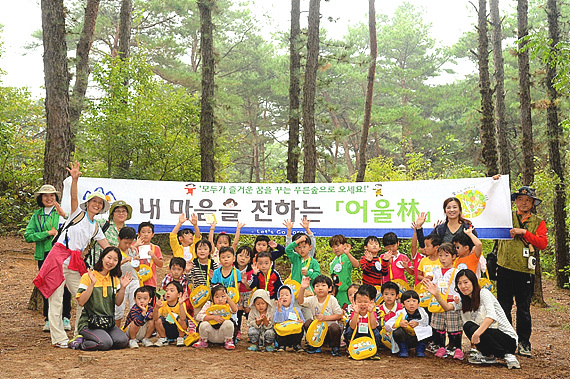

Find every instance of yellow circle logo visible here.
[456,190,486,218]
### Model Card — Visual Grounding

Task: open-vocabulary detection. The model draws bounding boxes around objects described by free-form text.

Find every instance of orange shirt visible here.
[454,252,479,275]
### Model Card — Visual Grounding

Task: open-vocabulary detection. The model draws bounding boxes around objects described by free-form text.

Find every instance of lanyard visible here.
[263,267,272,291]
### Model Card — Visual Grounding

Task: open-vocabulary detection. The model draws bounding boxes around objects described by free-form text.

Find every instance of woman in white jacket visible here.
[425,269,520,369]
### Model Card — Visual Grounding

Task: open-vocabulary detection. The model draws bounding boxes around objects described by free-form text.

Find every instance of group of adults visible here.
[26,170,546,363]
[27,162,136,349]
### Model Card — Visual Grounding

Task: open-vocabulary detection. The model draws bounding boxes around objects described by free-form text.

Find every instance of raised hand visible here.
[236,222,245,230]
[300,276,311,289]
[422,278,438,295]
[414,212,427,229]
[87,268,97,285]
[268,240,277,249]
[252,263,260,275]
[364,249,374,262]
[54,201,66,217]
[178,213,188,224]
[190,213,198,225]
[282,219,294,230]
[300,216,311,231]
[120,272,133,288]
[66,161,81,180]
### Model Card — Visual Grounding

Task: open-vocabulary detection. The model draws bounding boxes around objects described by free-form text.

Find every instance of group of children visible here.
[73,212,489,363]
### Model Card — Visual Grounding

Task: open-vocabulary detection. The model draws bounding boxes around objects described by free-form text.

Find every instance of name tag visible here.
[358,322,368,333]
[288,312,298,321]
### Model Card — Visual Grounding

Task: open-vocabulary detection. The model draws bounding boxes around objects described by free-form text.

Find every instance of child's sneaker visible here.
[331,347,342,357]
[236,331,242,341]
[276,345,285,352]
[176,337,185,347]
[63,317,72,331]
[293,344,304,353]
[224,339,236,350]
[306,346,321,354]
[154,337,168,347]
[53,339,69,348]
[141,338,153,347]
[453,348,464,360]
[435,347,448,358]
[43,320,50,332]
[426,342,438,353]
[504,353,521,369]
[129,339,139,349]
[193,339,208,348]
[68,335,83,350]
[340,339,347,348]
[248,344,259,351]
[265,345,275,352]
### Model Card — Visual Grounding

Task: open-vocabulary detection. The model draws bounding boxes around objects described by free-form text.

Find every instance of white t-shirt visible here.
[57,208,106,252]
[302,295,342,325]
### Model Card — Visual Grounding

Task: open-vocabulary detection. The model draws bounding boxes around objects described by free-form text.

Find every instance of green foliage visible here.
[0,86,45,233]
[79,54,202,181]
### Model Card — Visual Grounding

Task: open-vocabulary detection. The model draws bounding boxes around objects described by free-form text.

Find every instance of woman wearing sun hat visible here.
[25,184,73,332]
[34,162,111,348]
[88,200,133,268]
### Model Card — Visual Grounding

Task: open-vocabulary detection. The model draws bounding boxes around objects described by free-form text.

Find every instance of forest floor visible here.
[1,235,569,379]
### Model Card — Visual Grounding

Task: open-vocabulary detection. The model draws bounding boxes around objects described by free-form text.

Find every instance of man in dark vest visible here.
[497,186,547,358]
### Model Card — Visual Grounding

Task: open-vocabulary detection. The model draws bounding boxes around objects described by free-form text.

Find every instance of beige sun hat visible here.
[34,184,62,200]
[80,192,111,213]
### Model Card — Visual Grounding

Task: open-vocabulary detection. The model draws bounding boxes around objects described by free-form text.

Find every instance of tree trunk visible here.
[517,0,542,304]
[302,0,320,183]
[116,0,133,176]
[118,0,132,60]
[41,0,72,191]
[518,0,534,185]
[489,0,510,179]
[38,0,72,312]
[69,0,100,153]
[477,0,498,177]
[287,0,301,183]
[546,0,570,289]
[356,0,377,182]
[198,0,216,182]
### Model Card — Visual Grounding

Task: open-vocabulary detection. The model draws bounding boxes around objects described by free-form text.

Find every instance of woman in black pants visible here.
[424,269,520,369]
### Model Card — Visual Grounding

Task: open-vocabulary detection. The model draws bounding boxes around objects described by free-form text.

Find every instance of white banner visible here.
[61,176,513,239]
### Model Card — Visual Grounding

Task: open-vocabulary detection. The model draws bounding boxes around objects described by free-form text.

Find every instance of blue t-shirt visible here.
[211,267,242,288]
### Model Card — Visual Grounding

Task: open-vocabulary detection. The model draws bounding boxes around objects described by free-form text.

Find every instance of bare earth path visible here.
[1,235,569,378]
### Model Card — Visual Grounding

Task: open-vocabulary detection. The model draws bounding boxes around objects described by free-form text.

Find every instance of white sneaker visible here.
[176,337,185,347]
[154,337,168,347]
[43,321,50,332]
[53,339,69,348]
[129,339,139,349]
[63,317,72,331]
[141,338,153,347]
[504,354,520,369]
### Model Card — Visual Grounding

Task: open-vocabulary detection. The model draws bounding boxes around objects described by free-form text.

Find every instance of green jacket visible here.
[285,241,321,284]
[497,211,545,274]
[24,208,60,260]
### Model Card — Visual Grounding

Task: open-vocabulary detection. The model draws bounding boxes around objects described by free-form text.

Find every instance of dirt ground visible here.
[1,235,569,379]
